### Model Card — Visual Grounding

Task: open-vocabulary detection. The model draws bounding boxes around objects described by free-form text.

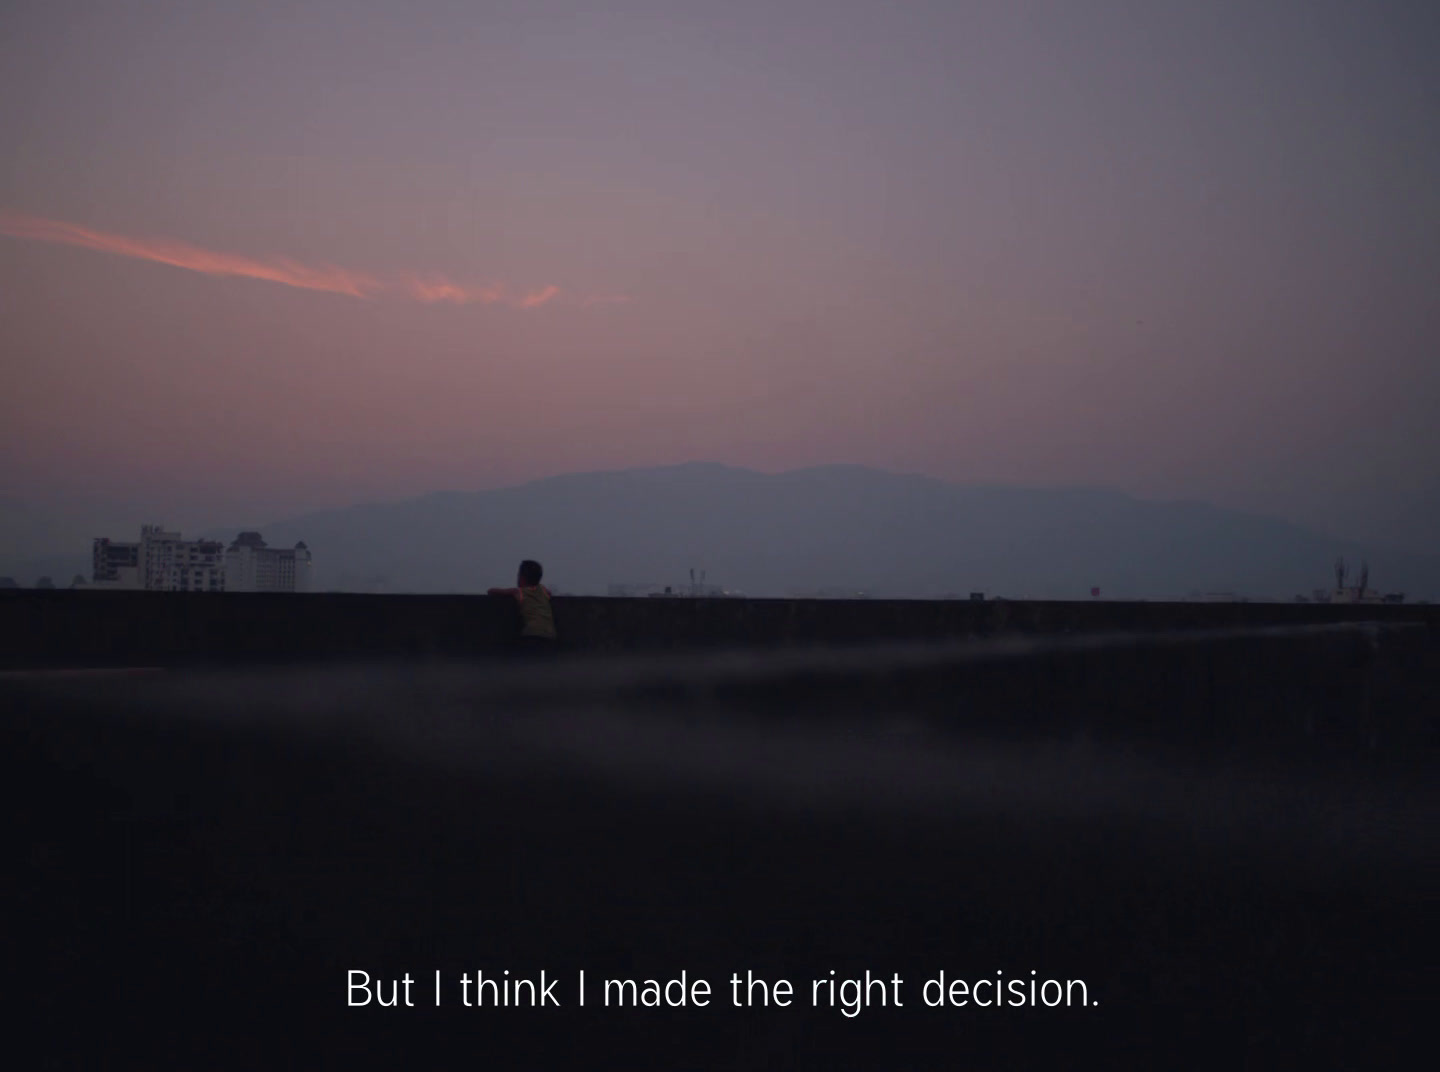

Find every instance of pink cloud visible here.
[517,285,561,309]
[406,277,559,309]
[0,210,582,311]
[0,211,380,298]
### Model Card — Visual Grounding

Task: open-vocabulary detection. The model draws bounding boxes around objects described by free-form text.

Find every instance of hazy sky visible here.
[3,0,1437,549]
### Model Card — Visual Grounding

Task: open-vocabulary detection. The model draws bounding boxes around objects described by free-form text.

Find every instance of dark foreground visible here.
[8,624,1437,1068]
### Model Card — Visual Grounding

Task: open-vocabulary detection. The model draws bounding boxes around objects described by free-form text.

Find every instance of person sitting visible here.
[487,559,557,647]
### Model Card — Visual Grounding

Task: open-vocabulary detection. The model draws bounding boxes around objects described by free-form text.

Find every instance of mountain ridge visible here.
[4,465,1432,597]
[193,463,1438,600]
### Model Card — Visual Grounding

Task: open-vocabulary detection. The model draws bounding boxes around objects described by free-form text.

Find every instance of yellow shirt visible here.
[518,585,557,639]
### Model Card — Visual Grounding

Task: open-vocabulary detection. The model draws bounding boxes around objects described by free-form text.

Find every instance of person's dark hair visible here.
[518,559,544,586]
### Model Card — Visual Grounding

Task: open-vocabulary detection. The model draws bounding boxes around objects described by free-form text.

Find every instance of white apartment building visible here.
[90,526,311,592]
[139,525,226,592]
[223,532,313,593]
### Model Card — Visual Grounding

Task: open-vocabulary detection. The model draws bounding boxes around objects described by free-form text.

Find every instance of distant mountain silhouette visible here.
[211,463,1440,600]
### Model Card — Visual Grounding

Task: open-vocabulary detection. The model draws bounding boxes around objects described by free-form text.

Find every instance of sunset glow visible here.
[0,0,1435,556]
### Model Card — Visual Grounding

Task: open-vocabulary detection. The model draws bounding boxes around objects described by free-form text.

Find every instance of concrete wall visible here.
[0,588,1436,668]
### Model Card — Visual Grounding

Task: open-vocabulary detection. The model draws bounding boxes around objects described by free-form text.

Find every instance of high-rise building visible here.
[92,525,311,592]
[92,537,142,589]
[223,532,312,593]
[138,525,226,591]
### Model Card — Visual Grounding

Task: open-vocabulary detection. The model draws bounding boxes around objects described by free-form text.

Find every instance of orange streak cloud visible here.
[0,211,576,310]
[0,211,380,298]
[408,276,561,309]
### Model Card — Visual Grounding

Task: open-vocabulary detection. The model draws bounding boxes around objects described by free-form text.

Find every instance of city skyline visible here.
[8,462,1433,601]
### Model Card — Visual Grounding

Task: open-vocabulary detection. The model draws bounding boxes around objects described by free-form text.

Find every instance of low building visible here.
[608,582,667,598]
[611,580,741,598]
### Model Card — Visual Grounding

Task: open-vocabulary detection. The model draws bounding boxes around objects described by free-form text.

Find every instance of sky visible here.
[2,0,1438,553]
